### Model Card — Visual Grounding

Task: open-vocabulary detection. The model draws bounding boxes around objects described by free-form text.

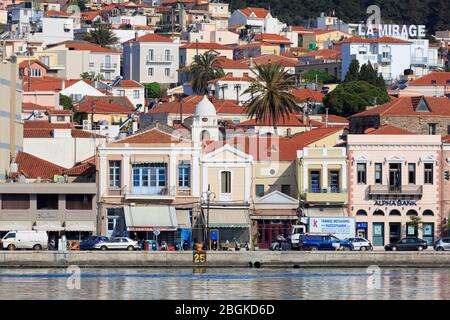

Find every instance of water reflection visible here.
[0,268,448,300]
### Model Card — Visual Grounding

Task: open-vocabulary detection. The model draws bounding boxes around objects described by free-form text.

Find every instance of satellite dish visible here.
[66,5,81,17]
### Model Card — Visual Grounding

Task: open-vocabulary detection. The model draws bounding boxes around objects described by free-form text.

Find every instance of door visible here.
[389,163,401,192]
[389,223,401,244]
[422,223,434,246]
[105,55,111,68]
[372,223,384,246]
[310,170,321,193]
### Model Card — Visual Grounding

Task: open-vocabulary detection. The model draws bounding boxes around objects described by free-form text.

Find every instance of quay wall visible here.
[1,251,450,268]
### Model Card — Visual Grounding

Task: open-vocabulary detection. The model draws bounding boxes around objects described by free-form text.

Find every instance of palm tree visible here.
[83,24,119,47]
[189,52,225,94]
[242,63,301,129]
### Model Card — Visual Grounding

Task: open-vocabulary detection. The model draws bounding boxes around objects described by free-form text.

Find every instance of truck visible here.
[290,217,355,249]
[1,230,48,250]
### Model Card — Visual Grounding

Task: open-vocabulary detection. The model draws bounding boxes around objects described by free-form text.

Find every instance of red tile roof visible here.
[22,77,90,92]
[47,109,73,115]
[13,152,67,179]
[180,42,232,50]
[408,72,450,86]
[350,96,450,118]
[239,7,269,18]
[442,135,450,143]
[319,114,349,124]
[44,10,72,17]
[63,162,94,176]
[208,76,253,83]
[112,79,144,88]
[365,125,416,135]
[337,36,411,44]
[75,98,135,114]
[64,42,119,53]
[18,59,49,69]
[291,88,324,102]
[253,33,292,43]
[24,120,72,129]
[125,33,174,43]
[22,103,53,111]
[111,127,183,144]
[300,49,340,59]
[238,114,324,127]
[81,10,101,21]
[241,54,298,67]
[215,56,249,70]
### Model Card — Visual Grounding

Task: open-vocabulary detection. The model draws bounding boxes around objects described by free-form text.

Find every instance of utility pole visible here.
[201,185,215,250]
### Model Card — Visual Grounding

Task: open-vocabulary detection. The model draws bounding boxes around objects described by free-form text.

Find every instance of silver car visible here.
[94,237,140,251]
[347,237,373,251]
[434,238,450,251]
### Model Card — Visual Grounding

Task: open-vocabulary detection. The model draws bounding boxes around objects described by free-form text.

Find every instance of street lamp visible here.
[201,185,216,250]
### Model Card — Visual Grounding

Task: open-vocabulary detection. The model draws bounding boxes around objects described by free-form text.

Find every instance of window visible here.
[424,163,433,184]
[41,55,50,66]
[357,163,367,184]
[165,68,170,77]
[104,71,112,80]
[132,163,167,190]
[133,90,140,99]
[281,184,291,196]
[117,90,125,96]
[1,194,30,209]
[329,170,340,192]
[268,184,277,192]
[56,116,65,122]
[109,160,121,188]
[408,163,416,184]
[37,194,59,210]
[309,170,321,193]
[148,49,154,61]
[255,184,264,197]
[428,123,437,135]
[358,46,367,54]
[374,163,382,184]
[178,161,190,188]
[148,68,154,76]
[164,49,171,61]
[221,171,231,193]
[66,194,93,210]
[29,68,42,77]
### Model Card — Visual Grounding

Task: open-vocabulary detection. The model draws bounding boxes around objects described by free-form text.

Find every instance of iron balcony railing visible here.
[368,185,423,196]
[146,55,173,63]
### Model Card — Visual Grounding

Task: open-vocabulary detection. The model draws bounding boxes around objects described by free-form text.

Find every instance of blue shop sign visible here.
[356,222,368,229]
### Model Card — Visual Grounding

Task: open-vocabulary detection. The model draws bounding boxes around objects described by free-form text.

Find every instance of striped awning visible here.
[124,206,178,231]
[65,221,95,232]
[207,209,250,228]
[33,221,64,231]
[0,221,32,231]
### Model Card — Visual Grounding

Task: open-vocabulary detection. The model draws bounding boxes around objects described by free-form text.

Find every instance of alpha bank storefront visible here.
[352,198,438,247]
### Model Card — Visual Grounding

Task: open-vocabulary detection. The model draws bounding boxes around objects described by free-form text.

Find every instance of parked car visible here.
[384,237,428,251]
[299,234,352,251]
[346,237,373,251]
[1,231,48,251]
[93,237,140,251]
[434,238,450,251]
[80,236,110,250]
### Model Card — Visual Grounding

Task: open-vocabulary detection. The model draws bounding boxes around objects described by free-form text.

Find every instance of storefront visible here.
[176,209,192,248]
[205,208,250,248]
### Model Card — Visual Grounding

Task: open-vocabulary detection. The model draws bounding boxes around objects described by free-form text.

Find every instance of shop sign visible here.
[356,222,368,229]
[308,217,355,239]
[127,226,176,232]
[374,200,417,206]
[357,24,426,38]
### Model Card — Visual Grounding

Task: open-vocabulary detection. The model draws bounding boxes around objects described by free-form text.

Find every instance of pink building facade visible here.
[347,134,442,247]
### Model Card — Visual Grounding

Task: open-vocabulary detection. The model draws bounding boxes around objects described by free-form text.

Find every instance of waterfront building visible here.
[228,7,282,34]
[349,96,450,136]
[400,72,450,97]
[347,129,442,247]
[0,61,22,182]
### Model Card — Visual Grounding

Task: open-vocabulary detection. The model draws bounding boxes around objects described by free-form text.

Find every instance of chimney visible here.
[61,79,65,91]
[249,56,253,68]
[134,31,138,41]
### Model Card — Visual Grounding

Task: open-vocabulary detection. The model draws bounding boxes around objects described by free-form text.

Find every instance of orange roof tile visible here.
[13,152,66,179]
[111,127,183,144]
[337,36,411,45]
[44,10,72,17]
[125,33,174,44]
[241,54,298,67]
[319,114,349,124]
[291,88,324,102]
[22,103,53,111]
[24,120,72,129]
[239,7,269,18]
[253,33,292,43]
[65,42,119,53]
[238,114,323,127]
[75,98,135,114]
[180,42,232,50]
[112,80,144,88]
[365,125,416,135]
[214,56,249,70]
[409,72,450,86]
[208,76,253,83]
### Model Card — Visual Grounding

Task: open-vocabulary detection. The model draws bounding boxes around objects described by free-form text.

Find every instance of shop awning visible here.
[124,206,177,232]
[33,221,64,231]
[65,221,95,232]
[176,210,191,229]
[251,209,299,220]
[207,208,250,228]
[0,221,32,231]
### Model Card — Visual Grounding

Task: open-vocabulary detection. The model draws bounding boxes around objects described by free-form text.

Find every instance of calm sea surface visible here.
[0,267,448,300]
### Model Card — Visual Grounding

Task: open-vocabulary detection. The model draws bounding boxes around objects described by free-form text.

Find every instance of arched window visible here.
[373,209,385,216]
[406,210,418,216]
[422,210,434,216]
[356,209,367,216]
[389,209,401,216]
[221,171,231,194]
[201,130,210,141]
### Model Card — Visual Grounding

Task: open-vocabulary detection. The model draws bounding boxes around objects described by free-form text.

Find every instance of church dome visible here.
[194,95,217,117]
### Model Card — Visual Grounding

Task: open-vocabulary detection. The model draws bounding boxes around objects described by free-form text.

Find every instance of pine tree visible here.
[345,59,360,82]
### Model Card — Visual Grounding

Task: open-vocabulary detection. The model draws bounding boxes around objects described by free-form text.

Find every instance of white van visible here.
[1,231,48,250]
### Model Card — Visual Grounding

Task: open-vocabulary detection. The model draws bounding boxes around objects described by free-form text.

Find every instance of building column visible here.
[341,161,347,192]
[192,153,200,197]
[244,163,251,202]
[123,155,130,193]
[322,165,328,191]
[303,164,308,193]
[169,154,177,194]
[99,155,107,197]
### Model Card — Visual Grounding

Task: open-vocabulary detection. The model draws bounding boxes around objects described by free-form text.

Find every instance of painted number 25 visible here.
[193,253,206,263]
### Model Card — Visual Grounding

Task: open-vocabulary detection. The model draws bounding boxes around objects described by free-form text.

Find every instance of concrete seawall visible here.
[1,251,450,268]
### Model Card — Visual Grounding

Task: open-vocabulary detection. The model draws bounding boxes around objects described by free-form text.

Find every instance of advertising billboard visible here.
[308,217,356,239]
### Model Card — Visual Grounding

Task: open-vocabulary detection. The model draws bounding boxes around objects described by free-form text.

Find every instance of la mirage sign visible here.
[358,5,426,39]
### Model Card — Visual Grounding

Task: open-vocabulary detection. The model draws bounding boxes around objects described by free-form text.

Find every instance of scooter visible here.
[270,235,291,251]
[235,241,241,251]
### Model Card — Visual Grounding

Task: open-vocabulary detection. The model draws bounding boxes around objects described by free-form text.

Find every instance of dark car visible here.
[384,237,428,251]
[80,236,110,250]
[299,234,352,251]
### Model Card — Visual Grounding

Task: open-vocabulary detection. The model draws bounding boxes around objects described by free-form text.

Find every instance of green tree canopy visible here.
[145,82,161,99]
[60,94,73,111]
[344,59,360,82]
[323,81,390,117]
[358,61,386,89]
[189,52,224,94]
[302,69,336,84]
[83,24,119,47]
[80,72,104,81]
[242,62,302,129]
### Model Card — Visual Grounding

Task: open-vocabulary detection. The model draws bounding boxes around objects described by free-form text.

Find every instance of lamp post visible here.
[201,185,216,250]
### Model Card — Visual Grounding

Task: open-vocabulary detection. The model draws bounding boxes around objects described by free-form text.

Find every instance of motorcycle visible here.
[243,241,250,251]
[270,234,291,251]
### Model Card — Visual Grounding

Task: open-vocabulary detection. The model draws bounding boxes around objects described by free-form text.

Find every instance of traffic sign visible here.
[153,229,160,237]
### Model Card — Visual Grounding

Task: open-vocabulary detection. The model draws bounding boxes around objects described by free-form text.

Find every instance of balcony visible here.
[146,55,173,64]
[351,53,378,64]
[124,186,176,200]
[303,188,348,204]
[378,54,392,63]
[100,63,118,70]
[368,185,423,196]
[428,59,444,67]
[411,56,428,65]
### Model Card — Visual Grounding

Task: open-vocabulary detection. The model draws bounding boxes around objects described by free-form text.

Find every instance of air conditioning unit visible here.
[259,166,277,176]
[82,119,91,130]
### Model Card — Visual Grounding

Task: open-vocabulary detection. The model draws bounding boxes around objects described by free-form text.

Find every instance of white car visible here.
[1,231,48,250]
[93,237,140,251]
[347,237,373,251]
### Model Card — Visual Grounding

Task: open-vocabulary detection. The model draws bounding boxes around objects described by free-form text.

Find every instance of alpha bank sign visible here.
[358,24,426,39]
[374,200,417,206]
